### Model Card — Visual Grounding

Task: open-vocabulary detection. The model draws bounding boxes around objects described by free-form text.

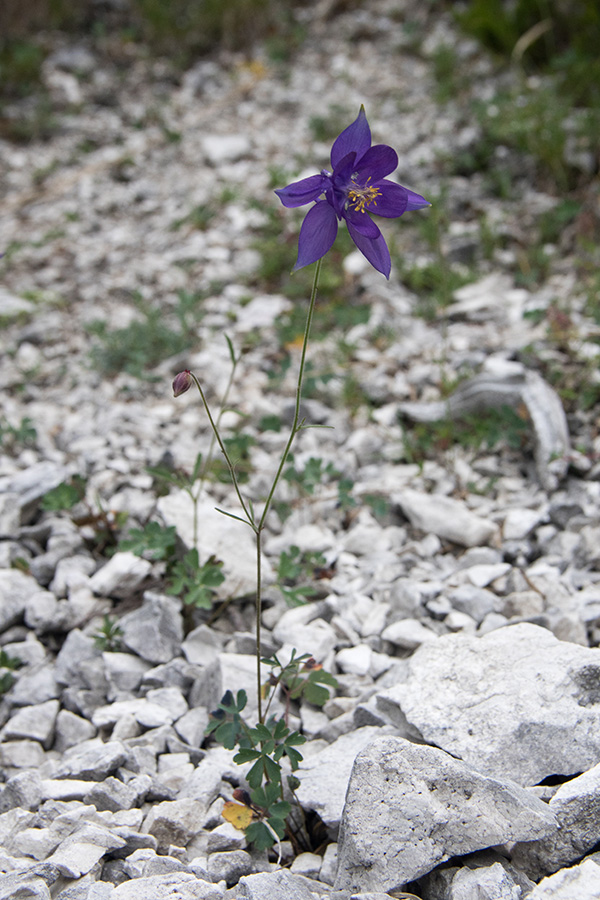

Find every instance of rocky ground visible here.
[1,1,600,898]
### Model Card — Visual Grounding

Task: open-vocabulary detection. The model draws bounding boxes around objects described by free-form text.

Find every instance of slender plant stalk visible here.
[258,258,322,531]
[187,259,322,725]
[192,350,240,548]
[188,372,255,527]
[255,258,322,722]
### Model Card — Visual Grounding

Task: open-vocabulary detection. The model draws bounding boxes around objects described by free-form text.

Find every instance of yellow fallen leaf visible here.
[222,801,254,831]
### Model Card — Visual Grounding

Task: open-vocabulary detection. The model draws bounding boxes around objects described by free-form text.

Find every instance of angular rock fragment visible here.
[394,489,498,547]
[511,761,600,878]
[335,736,556,893]
[526,858,600,899]
[295,726,395,833]
[118,594,183,664]
[377,623,600,785]
[237,869,315,900]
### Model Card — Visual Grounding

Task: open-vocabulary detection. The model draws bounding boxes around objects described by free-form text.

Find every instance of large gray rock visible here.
[377,623,600,785]
[0,873,52,900]
[54,629,105,690]
[335,736,556,894]
[0,461,70,524]
[526,858,600,899]
[89,551,152,600]
[47,823,127,878]
[142,798,205,848]
[295,727,394,833]
[54,739,128,780]
[512,761,600,877]
[119,594,183,664]
[1,699,60,748]
[111,872,223,899]
[448,862,530,900]
[394,489,498,547]
[236,869,315,900]
[0,569,43,631]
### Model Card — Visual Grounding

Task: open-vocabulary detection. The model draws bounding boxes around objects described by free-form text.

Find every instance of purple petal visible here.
[344,207,381,239]
[331,106,371,169]
[293,201,338,271]
[353,144,398,184]
[275,174,328,209]
[347,222,392,279]
[331,150,357,183]
[367,180,408,218]
[404,187,430,210]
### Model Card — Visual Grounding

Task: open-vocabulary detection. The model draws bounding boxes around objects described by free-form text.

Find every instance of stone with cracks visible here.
[111,873,224,899]
[236,869,315,900]
[511,761,600,878]
[295,726,394,833]
[334,736,556,894]
[377,623,600,785]
[526,858,600,899]
[118,594,183,664]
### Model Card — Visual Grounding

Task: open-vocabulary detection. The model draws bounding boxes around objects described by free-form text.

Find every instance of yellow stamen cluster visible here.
[347,177,381,214]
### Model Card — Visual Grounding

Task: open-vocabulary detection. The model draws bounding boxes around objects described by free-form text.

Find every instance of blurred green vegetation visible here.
[455,0,600,105]
[0,0,304,89]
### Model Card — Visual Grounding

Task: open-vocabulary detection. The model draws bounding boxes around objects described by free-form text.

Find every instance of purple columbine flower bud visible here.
[172,370,192,397]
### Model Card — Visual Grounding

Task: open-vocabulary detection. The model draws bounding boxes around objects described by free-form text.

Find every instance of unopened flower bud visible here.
[172,370,192,397]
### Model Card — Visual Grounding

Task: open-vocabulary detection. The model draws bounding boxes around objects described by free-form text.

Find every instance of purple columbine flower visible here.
[275,106,429,279]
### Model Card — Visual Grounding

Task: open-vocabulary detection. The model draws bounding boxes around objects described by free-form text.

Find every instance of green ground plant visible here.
[403,404,531,466]
[42,476,128,553]
[0,416,37,454]
[92,615,124,652]
[0,648,22,694]
[88,290,204,379]
[276,545,327,606]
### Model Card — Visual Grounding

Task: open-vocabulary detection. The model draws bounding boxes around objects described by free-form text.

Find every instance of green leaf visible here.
[287,774,301,792]
[284,730,306,746]
[214,507,253,525]
[252,722,274,743]
[191,451,204,482]
[41,476,86,511]
[272,718,289,741]
[284,746,303,770]
[268,800,290,819]
[233,748,261,764]
[119,522,177,560]
[251,781,280,809]
[266,815,287,839]
[214,721,239,750]
[244,821,276,850]
[246,758,266,790]
[263,755,282,783]
[225,333,236,366]
[303,680,331,707]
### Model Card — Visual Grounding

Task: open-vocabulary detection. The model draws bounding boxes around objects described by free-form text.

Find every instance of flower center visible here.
[347,177,381,214]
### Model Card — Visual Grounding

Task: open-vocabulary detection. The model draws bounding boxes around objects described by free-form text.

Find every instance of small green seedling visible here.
[92,615,124,652]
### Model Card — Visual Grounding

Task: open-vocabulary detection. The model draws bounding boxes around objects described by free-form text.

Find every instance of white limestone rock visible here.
[377,623,600,785]
[395,489,499,547]
[335,736,556,893]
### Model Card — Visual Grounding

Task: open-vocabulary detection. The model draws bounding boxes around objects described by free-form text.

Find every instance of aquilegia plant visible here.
[173,106,428,852]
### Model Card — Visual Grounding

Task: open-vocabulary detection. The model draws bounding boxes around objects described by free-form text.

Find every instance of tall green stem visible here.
[188,372,254,528]
[258,257,322,531]
[255,258,322,722]
[186,259,322,726]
